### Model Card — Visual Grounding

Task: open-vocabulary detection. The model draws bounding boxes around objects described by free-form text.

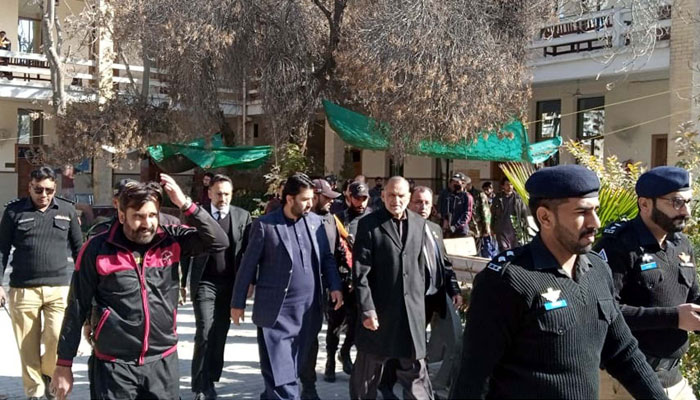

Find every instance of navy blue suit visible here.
[232,209,341,399]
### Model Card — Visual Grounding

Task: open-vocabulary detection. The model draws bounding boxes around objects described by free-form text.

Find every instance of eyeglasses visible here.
[659,197,694,210]
[32,186,55,195]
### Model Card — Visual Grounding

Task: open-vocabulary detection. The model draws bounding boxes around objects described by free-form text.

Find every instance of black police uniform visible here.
[0,196,83,287]
[595,218,697,388]
[450,165,667,399]
[451,238,665,399]
[593,166,697,389]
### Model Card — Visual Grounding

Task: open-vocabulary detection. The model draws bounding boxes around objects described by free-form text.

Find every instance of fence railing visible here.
[530,6,672,59]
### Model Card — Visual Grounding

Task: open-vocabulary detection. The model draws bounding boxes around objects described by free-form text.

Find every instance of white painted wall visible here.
[361,150,386,177]
[529,75,670,168]
[403,155,433,179]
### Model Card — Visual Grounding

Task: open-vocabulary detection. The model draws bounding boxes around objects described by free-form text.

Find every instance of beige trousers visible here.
[600,370,697,400]
[9,286,69,398]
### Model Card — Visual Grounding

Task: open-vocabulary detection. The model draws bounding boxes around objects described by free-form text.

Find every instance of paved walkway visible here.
[0,274,355,399]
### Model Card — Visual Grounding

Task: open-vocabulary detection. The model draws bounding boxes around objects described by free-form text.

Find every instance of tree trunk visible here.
[42,0,66,116]
[141,53,151,103]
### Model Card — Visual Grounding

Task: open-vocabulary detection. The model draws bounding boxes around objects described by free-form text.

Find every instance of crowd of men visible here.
[0,164,697,400]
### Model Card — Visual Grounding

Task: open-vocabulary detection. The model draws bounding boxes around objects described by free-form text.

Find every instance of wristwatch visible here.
[179,196,193,211]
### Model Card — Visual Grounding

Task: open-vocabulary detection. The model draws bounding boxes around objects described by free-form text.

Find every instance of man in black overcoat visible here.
[350,176,433,399]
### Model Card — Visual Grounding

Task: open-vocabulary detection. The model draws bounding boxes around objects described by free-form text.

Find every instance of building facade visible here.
[0,0,697,207]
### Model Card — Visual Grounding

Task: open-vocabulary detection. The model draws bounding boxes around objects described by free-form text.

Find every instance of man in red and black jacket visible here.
[51,174,229,400]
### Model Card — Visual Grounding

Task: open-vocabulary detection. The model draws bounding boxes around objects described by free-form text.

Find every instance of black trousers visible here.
[350,351,433,400]
[92,352,180,399]
[380,292,442,392]
[299,289,355,390]
[299,336,320,389]
[326,287,356,355]
[191,279,234,392]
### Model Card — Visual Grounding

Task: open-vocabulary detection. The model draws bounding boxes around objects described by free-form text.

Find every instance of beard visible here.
[351,204,366,214]
[124,224,157,244]
[291,203,310,218]
[314,205,329,215]
[555,224,597,255]
[651,205,688,233]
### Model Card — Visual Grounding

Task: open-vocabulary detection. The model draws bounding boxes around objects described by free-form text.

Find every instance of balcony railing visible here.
[0,50,262,115]
[530,6,672,60]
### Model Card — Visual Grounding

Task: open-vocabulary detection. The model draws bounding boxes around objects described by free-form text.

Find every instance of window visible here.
[577,96,604,157]
[17,109,43,145]
[651,134,668,167]
[18,18,42,53]
[535,100,561,141]
[577,96,605,138]
[534,100,561,166]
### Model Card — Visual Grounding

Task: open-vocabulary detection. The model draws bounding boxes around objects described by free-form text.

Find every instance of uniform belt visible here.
[646,356,680,372]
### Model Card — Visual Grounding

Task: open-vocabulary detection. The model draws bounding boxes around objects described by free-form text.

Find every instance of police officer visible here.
[595,166,698,400]
[450,165,667,399]
[0,166,83,400]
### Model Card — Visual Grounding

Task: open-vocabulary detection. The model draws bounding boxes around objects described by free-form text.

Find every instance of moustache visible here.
[137,227,156,235]
[579,228,597,239]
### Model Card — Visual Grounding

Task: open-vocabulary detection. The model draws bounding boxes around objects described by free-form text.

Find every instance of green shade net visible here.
[323,100,561,163]
[148,134,273,173]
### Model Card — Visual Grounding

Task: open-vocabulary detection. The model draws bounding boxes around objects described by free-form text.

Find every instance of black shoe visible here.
[339,352,353,375]
[42,375,55,400]
[204,384,217,400]
[300,387,320,400]
[323,357,336,382]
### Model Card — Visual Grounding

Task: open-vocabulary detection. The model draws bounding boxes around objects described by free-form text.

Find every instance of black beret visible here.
[635,166,690,198]
[525,165,600,202]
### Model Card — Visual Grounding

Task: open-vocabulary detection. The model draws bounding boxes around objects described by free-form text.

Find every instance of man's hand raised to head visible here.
[159,173,189,209]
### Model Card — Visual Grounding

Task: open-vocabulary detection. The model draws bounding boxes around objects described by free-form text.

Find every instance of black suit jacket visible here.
[181,205,251,293]
[353,207,428,359]
[425,220,461,318]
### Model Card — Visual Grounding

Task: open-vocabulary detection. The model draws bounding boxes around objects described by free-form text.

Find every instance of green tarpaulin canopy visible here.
[323,100,561,164]
[148,134,273,173]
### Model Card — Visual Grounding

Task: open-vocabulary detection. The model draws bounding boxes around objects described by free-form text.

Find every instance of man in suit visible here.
[409,186,463,318]
[181,174,251,399]
[299,178,347,399]
[350,176,433,400]
[231,173,343,399]
[409,186,464,395]
[379,185,464,398]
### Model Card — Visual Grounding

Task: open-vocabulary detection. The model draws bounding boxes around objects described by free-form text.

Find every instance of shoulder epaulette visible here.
[4,198,22,208]
[588,249,608,263]
[485,248,522,275]
[602,220,628,237]
[54,195,76,205]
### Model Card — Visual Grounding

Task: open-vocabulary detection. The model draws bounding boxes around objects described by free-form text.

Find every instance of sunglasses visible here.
[659,197,694,210]
[32,186,55,195]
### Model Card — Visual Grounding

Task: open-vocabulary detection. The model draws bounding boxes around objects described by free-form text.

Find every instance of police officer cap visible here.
[635,166,690,198]
[525,165,600,202]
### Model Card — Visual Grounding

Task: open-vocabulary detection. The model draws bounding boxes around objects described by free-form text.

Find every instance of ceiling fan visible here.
[568,80,584,98]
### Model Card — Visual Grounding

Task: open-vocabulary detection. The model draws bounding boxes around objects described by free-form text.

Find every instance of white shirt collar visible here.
[210,204,229,218]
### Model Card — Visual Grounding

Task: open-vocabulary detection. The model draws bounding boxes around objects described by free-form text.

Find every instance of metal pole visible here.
[241,76,247,145]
